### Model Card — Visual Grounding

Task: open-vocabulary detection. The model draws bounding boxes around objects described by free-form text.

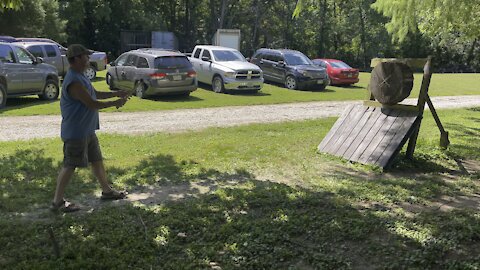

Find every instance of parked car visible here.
[250,48,328,90]
[106,48,197,98]
[15,37,107,80]
[188,45,263,93]
[312,59,359,85]
[0,42,60,108]
[14,42,69,77]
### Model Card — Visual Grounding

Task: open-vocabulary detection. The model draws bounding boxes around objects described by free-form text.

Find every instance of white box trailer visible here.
[212,29,241,50]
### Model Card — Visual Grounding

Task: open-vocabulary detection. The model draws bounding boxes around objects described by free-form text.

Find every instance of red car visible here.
[312,59,359,85]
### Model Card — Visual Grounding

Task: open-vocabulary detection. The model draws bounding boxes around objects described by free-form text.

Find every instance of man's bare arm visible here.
[69,82,126,110]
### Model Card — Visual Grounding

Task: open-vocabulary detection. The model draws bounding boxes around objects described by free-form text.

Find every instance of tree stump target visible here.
[370,62,414,105]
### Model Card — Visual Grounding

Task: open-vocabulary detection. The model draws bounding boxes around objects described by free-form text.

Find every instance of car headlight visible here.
[224,72,236,78]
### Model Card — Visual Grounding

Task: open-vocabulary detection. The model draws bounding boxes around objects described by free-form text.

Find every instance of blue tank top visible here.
[60,68,100,140]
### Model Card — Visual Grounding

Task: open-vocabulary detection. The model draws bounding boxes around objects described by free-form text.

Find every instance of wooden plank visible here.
[363,101,418,112]
[336,106,375,158]
[366,111,411,165]
[329,105,370,156]
[376,114,419,168]
[318,104,355,152]
[358,109,402,164]
[343,107,384,160]
[370,58,428,69]
[349,108,393,162]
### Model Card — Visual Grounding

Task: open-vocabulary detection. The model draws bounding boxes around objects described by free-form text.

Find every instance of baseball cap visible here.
[67,44,93,58]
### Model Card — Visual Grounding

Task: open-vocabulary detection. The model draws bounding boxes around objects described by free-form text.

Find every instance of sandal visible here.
[50,199,80,213]
[101,190,128,200]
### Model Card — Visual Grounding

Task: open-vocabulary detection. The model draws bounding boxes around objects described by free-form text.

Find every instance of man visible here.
[51,44,130,212]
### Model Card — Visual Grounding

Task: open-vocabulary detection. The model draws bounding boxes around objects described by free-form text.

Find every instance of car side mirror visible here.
[278,60,286,66]
[201,56,211,62]
[109,61,116,66]
[35,57,43,64]
[246,57,251,62]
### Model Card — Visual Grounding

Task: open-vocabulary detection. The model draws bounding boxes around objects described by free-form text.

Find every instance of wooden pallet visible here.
[318,104,419,168]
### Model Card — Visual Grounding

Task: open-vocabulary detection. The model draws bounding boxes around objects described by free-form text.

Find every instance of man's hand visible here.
[114,97,128,109]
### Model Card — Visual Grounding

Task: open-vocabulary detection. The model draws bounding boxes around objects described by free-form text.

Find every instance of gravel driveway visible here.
[1,95,479,141]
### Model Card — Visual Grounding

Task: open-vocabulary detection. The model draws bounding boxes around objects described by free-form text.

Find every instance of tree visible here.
[371,0,480,42]
[0,0,22,11]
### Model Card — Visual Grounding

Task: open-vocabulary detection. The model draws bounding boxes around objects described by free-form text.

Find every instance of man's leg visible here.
[91,160,113,193]
[53,167,75,205]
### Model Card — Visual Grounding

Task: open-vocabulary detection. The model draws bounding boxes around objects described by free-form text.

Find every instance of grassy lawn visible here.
[1,71,479,116]
[1,107,479,268]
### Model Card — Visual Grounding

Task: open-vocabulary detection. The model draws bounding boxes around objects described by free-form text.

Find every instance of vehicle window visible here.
[125,54,138,66]
[27,46,44,58]
[253,52,263,60]
[137,57,149,68]
[0,44,16,63]
[154,56,193,69]
[261,53,272,61]
[330,61,351,68]
[201,49,211,60]
[45,45,57,57]
[13,46,34,64]
[313,60,327,68]
[193,48,201,58]
[116,54,128,66]
[273,54,283,63]
[211,50,245,62]
[283,52,312,66]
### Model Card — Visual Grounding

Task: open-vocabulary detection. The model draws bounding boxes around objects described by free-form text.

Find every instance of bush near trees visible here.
[1,0,479,72]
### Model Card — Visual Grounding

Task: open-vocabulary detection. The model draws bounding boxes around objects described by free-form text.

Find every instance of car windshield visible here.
[154,56,192,69]
[212,50,245,62]
[330,61,351,68]
[284,53,313,66]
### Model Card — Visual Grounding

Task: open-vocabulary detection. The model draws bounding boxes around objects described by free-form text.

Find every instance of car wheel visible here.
[212,76,225,93]
[40,79,59,101]
[285,75,297,90]
[84,66,97,80]
[106,73,116,90]
[0,84,6,109]
[135,81,147,99]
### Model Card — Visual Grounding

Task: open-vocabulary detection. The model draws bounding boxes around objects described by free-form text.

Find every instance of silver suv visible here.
[106,48,197,98]
[0,42,59,108]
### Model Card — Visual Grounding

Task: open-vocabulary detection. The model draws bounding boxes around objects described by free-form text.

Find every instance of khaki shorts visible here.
[63,134,103,168]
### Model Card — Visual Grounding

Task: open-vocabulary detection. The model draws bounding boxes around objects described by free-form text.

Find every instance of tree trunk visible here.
[358,1,368,69]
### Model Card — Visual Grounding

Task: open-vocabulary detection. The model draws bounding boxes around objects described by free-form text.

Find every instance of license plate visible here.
[317,80,324,84]
[241,82,252,86]
[172,75,182,81]
[348,74,353,78]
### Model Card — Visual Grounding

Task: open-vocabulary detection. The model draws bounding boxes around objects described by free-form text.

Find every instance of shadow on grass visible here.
[148,95,204,103]
[1,150,480,269]
[1,96,58,113]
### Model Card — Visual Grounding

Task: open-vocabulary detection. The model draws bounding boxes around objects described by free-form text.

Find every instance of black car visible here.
[250,48,328,90]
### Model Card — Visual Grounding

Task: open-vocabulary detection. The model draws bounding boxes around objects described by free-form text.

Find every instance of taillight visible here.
[150,73,167,80]
[187,71,197,78]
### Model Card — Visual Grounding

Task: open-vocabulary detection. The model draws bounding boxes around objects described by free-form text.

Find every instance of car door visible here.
[200,49,213,84]
[0,44,23,94]
[260,53,277,82]
[12,46,44,92]
[271,54,286,83]
[122,54,138,90]
[43,44,63,74]
[113,53,128,90]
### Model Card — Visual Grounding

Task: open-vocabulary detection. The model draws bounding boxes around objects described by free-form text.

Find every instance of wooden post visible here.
[426,94,450,148]
[406,56,432,159]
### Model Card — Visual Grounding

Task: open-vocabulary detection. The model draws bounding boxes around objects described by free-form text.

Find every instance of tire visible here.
[135,81,147,99]
[285,75,297,90]
[106,73,116,90]
[40,79,59,101]
[212,76,225,93]
[84,66,97,81]
[0,84,6,109]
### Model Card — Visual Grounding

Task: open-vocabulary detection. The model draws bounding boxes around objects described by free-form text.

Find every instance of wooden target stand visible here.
[318,57,450,169]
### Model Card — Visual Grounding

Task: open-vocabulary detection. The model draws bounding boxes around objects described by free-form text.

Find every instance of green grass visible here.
[0,107,479,268]
[1,70,479,116]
